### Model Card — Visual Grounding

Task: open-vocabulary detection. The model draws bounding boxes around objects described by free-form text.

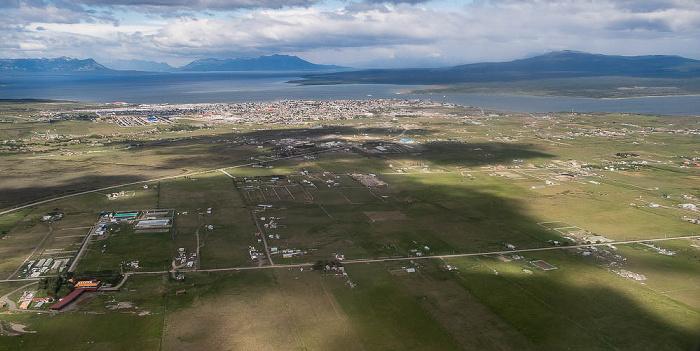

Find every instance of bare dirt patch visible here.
[10,322,36,334]
[616,171,645,178]
[495,171,525,179]
[107,301,135,310]
[0,321,35,336]
[60,291,98,312]
[364,211,408,222]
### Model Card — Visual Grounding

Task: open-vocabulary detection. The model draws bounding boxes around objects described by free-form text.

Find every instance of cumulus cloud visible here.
[18,41,48,50]
[151,7,437,53]
[69,0,320,11]
[0,0,698,66]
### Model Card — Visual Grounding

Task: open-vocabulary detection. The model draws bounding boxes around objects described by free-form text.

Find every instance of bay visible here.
[0,71,698,116]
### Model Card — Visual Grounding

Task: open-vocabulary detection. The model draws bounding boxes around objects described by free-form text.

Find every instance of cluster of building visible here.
[49,280,102,311]
[41,213,63,222]
[66,99,455,125]
[111,115,170,127]
[270,247,306,259]
[679,203,698,211]
[683,217,700,225]
[612,269,646,281]
[176,248,197,268]
[17,291,54,310]
[640,242,676,256]
[21,258,69,278]
[248,246,266,261]
[351,173,387,187]
[123,260,140,269]
[261,216,280,230]
[106,190,135,200]
[16,280,104,311]
[407,244,432,257]
[93,210,174,236]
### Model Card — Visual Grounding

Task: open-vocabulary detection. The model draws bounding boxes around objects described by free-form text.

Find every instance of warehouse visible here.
[134,219,171,229]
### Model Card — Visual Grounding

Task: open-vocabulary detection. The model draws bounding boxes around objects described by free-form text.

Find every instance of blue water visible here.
[433,94,700,116]
[0,71,698,116]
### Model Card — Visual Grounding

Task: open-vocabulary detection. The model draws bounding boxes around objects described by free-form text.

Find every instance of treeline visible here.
[38,276,65,296]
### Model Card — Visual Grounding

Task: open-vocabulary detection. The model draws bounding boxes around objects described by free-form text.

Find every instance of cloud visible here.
[606,18,673,32]
[151,7,438,53]
[0,0,19,8]
[362,0,430,4]
[18,41,48,50]
[0,0,698,67]
[68,0,320,11]
[610,0,699,13]
[0,1,115,26]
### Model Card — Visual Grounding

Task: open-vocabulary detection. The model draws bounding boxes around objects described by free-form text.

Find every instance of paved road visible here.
[0,148,340,217]
[339,235,700,265]
[0,278,43,283]
[66,226,94,273]
[119,234,700,276]
[3,235,695,292]
[100,273,132,292]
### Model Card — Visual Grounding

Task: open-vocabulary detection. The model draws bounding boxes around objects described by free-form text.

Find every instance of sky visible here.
[1,0,699,68]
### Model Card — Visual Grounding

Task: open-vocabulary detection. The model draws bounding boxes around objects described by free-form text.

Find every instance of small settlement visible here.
[48,279,102,311]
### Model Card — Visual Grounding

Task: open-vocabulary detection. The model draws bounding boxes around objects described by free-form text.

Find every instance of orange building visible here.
[74,280,102,290]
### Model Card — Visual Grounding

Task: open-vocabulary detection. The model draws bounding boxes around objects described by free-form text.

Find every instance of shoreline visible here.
[409,89,700,100]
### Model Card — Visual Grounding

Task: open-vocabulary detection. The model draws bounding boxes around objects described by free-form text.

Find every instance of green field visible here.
[1,101,699,350]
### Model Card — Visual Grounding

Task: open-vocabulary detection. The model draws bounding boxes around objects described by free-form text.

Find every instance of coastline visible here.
[409,89,700,100]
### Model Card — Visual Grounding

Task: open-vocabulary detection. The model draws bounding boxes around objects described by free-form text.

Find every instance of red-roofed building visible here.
[48,289,85,310]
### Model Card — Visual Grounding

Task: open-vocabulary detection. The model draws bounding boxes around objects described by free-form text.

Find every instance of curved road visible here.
[0,281,40,313]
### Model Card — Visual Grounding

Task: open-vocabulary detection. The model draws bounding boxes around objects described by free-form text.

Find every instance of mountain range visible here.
[0,57,109,72]
[0,54,343,73]
[102,59,175,72]
[293,51,700,85]
[2,52,699,97]
[179,54,344,71]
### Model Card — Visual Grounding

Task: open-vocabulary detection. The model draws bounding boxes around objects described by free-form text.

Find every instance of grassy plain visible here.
[1,101,699,350]
[0,275,166,350]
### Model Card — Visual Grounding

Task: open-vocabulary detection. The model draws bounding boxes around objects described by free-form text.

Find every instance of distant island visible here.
[292,51,700,98]
[102,59,175,72]
[178,54,345,72]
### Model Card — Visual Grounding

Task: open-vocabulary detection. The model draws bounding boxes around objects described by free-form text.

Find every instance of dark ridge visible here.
[293,51,700,85]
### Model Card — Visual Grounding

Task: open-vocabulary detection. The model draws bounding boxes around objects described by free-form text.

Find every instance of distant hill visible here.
[179,54,345,72]
[102,59,174,72]
[294,51,700,85]
[0,57,110,72]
